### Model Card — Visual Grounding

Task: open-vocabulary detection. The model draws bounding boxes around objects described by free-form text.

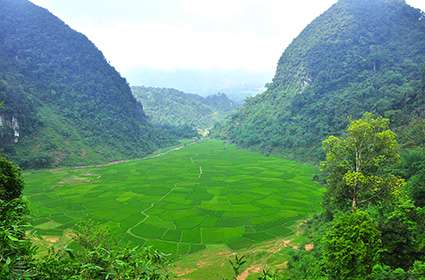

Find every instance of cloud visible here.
[408,0,425,11]
[30,0,425,77]
[82,22,286,72]
[30,0,338,74]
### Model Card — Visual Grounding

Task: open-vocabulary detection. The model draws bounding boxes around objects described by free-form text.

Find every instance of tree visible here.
[0,155,33,279]
[371,261,425,280]
[410,170,425,208]
[398,148,425,207]
[322,113,403,213]
[322,211,382,280]
[379,202,418,269]
[410,261,425,279]
[371,264,408,280]
[0,155,24,201]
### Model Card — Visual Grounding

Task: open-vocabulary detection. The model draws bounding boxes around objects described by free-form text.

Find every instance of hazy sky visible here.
[30,0,425,93]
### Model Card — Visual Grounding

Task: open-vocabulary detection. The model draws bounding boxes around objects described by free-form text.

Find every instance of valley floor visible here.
[24,140,324,279]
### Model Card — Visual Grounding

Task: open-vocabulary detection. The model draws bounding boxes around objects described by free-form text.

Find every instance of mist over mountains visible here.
[126,68,269,102]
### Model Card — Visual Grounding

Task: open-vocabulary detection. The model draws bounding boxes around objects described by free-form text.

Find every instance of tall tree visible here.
[0,155,33,279]
[322,113,403,213]
[0,155,24,201]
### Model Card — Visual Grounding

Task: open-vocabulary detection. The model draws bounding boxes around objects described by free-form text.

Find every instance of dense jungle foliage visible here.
[0,0,179,169]
[216,0,425,161]
[132,86,238,129]
[279,114,425,280]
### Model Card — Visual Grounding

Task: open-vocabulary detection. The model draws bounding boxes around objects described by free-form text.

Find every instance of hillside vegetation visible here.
[280,114,425,280]
[132,86,238,129]
[0,0,176,169]
[217,0,425,160]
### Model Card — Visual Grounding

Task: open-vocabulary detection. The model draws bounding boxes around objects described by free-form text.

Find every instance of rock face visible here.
[11,117,19,143]
[0,0,173,168]
[0,114,20,144]
[219,0,425,159]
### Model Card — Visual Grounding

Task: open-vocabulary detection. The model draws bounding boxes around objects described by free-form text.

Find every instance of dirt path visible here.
[199,166,203,178]
[237,265,262,280]
[94,145,186,168]
[46,143,191,172]
[144,145,185,160]
[126,185,177,239]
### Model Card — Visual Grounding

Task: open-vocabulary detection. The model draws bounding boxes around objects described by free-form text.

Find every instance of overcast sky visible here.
[30,0,425,94]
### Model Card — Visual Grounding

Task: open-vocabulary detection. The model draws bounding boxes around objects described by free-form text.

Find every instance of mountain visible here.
[217,0,425,159]
[132,86,238,129]
[0,0,175,168]
[205,94,239,113]
[126,68,267,102]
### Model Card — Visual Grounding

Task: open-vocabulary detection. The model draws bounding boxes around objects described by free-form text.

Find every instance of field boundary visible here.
[126,185,177,240]
[39,141,195,172]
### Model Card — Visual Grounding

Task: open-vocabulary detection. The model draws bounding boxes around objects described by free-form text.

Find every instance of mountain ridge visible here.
[0,0,174,168]
[217,0,425,159]
[132,86,238,130]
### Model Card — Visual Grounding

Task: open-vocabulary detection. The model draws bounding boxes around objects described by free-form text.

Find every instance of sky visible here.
[30,0,425,97]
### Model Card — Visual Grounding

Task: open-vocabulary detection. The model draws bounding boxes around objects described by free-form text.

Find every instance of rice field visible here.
[24,140,324,259]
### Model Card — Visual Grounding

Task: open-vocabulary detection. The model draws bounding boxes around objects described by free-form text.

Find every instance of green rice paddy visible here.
[24,140,324,258]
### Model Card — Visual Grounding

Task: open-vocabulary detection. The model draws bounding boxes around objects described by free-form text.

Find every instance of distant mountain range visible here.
[132,86,238,129]
[217,0,425,159]
[126,69,268,102]
[0,0,176,168]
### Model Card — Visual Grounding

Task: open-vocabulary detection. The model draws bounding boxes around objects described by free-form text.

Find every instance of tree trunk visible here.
[353,148,361,212]
[352,195,357,212]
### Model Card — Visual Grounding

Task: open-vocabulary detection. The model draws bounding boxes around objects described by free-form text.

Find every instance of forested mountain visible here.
[0,0,175,168]
[132,86,238,129]
[217,0,425,159]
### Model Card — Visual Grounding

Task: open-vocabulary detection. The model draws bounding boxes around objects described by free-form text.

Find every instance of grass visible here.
[24,140,325,278]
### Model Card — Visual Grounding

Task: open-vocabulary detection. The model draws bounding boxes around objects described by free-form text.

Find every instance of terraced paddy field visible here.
[24,140,324,277]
